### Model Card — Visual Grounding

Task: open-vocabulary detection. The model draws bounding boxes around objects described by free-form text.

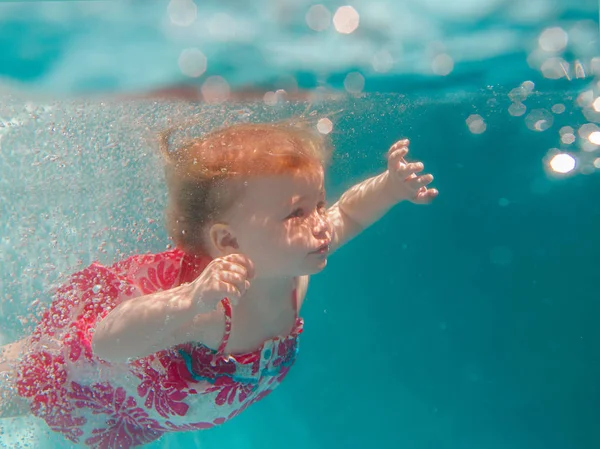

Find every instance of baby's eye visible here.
[287,208,305,219]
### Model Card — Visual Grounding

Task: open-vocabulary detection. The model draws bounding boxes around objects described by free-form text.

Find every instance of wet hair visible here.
[159,120,332,255]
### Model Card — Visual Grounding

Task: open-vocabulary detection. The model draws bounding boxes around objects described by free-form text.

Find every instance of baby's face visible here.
[228,168,332,278]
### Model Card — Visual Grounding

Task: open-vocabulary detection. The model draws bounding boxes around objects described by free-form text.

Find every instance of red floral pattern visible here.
[272,333,299,368]
[17,351,86,443]
[16,249,302,448]
[68,383,163,449]
[131,351,192,418]
[206,376,257,406]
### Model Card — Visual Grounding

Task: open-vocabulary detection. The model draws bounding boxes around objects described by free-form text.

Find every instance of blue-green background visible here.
[142,88,600,449]
[0,1,599,448]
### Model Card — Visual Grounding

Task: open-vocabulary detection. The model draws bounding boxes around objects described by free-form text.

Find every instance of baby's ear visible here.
[208,223,239,254]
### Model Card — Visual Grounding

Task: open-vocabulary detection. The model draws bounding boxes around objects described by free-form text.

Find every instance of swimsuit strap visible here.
[217,286,298,355]
[217,298,233,354]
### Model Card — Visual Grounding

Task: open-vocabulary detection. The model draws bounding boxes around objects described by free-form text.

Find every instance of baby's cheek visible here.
[286,226,310,246]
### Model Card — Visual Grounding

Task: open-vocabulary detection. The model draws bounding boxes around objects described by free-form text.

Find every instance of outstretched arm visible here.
[327,139,438,253]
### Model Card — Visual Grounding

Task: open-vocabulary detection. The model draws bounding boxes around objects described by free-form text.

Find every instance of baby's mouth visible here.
[310,243,330,255]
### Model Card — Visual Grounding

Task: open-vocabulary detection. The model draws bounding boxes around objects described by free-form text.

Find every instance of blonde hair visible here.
[159,120,332,255]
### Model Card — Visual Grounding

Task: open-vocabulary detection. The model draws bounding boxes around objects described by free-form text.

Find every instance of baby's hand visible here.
[191,254,255,311]
[385,139,438,204]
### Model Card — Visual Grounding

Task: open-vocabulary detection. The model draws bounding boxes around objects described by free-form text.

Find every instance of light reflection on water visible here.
[0,1,596,95]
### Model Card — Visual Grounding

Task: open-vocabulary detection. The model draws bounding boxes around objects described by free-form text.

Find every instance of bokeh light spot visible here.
[178,48,207,78]
[333,6,360,34]
[549,153,576,174]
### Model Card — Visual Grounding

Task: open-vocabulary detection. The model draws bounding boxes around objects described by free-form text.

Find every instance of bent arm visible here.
[327,171,397,252]
[92,283,219,363]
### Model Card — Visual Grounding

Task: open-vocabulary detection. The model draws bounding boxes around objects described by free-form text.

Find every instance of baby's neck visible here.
[226,275,298,351]
[245,276,295,301]
[242,276,295,307]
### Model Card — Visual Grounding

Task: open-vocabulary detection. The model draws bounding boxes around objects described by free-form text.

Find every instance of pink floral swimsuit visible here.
[16,249,303,448]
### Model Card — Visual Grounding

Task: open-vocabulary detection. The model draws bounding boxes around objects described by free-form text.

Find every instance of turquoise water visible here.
[1,1,599,448]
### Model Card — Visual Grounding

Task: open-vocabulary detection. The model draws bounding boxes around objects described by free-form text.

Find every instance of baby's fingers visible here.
[397,162,424,178]
[406,173,433,187]
[387,147,408,170]
[218,282,249,306]
[223,254,255,279]
[387,139,410,157]
[218,272,250,299]
[413,187,439,204]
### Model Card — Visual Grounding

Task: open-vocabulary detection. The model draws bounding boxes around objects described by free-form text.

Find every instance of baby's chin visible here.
[259,258,328,278]
[300,258,328,275]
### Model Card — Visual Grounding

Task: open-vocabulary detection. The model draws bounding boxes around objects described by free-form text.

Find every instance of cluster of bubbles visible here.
[0,95,339,340]
[1,98,316,448]
[463,22,599,177]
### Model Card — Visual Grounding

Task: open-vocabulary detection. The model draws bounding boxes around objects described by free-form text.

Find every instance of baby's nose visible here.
[312,213,330,236]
